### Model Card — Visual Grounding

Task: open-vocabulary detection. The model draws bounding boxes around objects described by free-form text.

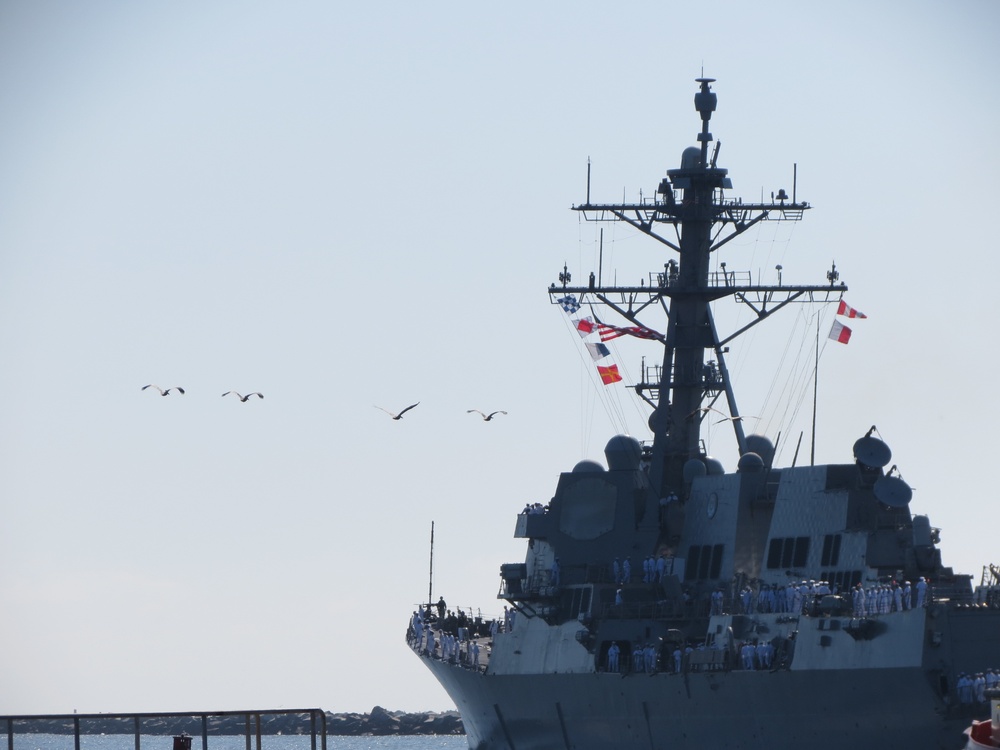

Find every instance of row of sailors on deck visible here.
[740,640,775,670]
[852,578,928,617]
[410,612,486,669]
[958,670,1000,705]
[410,609,501,645]
[606,641,662,673]
[605,639,776,674]
[711,577,929,617]
[416,627,484,668]
[714,580,834,616]
[610,555,675,585]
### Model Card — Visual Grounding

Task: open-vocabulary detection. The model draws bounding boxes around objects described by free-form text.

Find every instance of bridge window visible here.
[767,536,810,569]
[821,534,842,567]
[685,544,724,580]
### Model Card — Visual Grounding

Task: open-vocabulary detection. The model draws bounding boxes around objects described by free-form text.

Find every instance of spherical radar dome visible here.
[738,452,765,473]
[704,457,725,476]
[683,459,707,482]
[605,435,642,471]
[745,435,775,466]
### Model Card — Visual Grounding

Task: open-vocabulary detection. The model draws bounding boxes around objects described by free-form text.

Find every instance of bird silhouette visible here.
[685,406,758,424]
[142,384,185,396]
[375,402,419,420]
[222,391,263,402]
[467,409,507,421]
[714,414,760,425]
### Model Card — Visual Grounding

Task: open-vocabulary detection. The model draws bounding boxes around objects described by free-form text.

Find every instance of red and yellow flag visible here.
[597,364,623,385]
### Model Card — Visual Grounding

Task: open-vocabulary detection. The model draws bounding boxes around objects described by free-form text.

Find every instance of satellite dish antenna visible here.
[874,472,912,507]
[854,435,892,468]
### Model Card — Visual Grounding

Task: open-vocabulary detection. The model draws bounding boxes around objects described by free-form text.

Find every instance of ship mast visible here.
[552,78,845,498]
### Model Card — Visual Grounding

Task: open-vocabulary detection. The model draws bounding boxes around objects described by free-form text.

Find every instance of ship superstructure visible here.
[407,78,1000,750]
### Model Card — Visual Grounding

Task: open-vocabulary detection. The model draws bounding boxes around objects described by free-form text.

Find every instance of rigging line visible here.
[557,306,595,457]
[778,318,823,457]
[588,331,630,434]
[598,337,642,436]
[783,311,832,464]
[559,308,629,452]
[774,308,815,424]
[757,305,804,434]
[760,306,815,449]
[778,309,820,435]
[725,219,770,390]
[772,306,834,464]
[588,312,656,431]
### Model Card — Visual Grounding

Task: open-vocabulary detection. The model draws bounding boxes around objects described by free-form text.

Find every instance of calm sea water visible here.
[10,736,467,750]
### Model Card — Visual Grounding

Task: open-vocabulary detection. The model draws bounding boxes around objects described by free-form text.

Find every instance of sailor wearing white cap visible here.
[915,577,928,608]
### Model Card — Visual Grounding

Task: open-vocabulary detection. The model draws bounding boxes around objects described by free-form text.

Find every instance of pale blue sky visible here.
[1,0,998,715]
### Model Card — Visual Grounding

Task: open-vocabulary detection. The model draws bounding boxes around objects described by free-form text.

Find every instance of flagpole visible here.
[428,521,435,608]
[811,313,819,466]
[598,228,604,287]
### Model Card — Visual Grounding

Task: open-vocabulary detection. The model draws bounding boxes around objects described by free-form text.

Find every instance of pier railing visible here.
[1,709,327,750]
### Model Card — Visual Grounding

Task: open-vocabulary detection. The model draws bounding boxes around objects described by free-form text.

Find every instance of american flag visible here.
[597,323,664,342]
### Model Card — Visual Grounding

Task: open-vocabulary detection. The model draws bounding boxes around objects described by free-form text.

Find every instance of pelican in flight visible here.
[142,384,185,396]
[222,391,263,402]
[375,402,419,420]
[467,409,507,421]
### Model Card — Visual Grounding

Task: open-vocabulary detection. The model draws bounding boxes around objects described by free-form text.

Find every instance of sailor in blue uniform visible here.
[655,554,667,583]
[632,644,644,672]
[607,641,620,672]
[711,588,724,615]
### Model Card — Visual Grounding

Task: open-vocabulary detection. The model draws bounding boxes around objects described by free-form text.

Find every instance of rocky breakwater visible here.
[328,706,463,735]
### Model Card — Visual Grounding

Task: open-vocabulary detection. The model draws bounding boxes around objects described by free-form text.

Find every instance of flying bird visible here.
[142,384,185,396]
[685,406,758,424]
[222,391,263,402]
[375,402,420,420]
[467,409,508,421]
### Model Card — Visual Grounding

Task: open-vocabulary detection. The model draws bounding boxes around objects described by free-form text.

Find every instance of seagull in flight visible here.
[142,384,185,396]
[467,409,508,421]
[686,406,759,424]
[375,402,420,420]
[222,391,264,402]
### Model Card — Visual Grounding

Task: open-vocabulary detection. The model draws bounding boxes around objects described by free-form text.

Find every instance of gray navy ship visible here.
[407,78,1000,750]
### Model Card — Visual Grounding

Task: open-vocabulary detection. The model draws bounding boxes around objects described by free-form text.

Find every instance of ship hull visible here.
[422,655,969,750]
